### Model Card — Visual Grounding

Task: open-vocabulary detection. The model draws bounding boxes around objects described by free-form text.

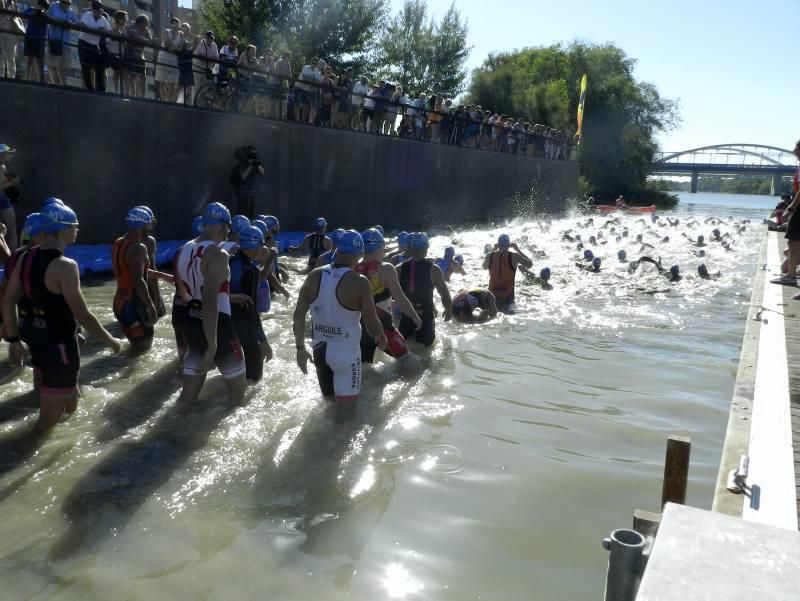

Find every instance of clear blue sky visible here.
[390,0,798,153]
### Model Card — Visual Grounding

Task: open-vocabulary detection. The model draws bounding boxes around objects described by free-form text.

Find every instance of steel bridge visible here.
[651,144,797,195]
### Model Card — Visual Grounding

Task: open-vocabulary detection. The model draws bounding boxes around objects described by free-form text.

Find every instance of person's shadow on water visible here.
[49,379,246,560]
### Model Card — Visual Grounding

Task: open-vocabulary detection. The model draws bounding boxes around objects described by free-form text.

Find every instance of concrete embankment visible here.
[1,81,578,242]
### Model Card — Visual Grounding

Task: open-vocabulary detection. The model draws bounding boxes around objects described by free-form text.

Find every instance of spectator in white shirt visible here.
[193,30,218,82]
[78,0,111,92]
[351,75,368,130]
[296,58,323,124]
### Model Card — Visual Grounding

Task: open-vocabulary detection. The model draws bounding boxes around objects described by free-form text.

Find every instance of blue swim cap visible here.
[697,235,704,243]
[252,219,269,238]
[444,246,455,259]
[42,196,64,208]
[314,217,327,231]
[231,214,251,234]
[540,267,551,280]
[592,257,601,269]
[362,228,385,253]
[577,242,584,250]
[498,234,510,247]
[409,232,430,250]
[670,265,680,276]
[583,249,594,260]
[40,202,79,234]
[622,230,629,237]
[192,215,204,237]
[22,212,46,238]
[135,205,155,221]
[238,225,264,250]
[374,225,384,235]
[203,202,232,226]
[697,249,706,257]
[264,215,280,232]
[617,250,627,260]
[337,230,364,255]
[397,231,409,247]
[698,263,708,276]
[454,254,464,265]
[126,207,152,229]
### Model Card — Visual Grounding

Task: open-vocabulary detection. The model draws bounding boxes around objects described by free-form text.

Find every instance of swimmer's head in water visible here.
[662,236,670,242]
[697,249,706,257]
[697,235,704,243]
[636,234,643,242]
[337,230,364,255]
[589,236,597,245]
[398,231,410,249]
[362,228,385,253]
[484,244,493,254]
[670,265,680,277]
[583,249,594,261]
[713,228,720,237]
[231,214,251,235]
[40,202,79,234]
[444,246,456,259]
[42,196,65,208]
[622,230,629,237]
[410,232,430,251]
[126,207,152,230]
[202,202,232,226]
[540,267,551,281]
[498,234,510,249]
[617,250,627,261]
[698,263,709,277]
[314,217,327,232]
[251,219,268,239]
[264,215,280,233]
[454,254,464,265]
[238,225,264,250]
[592,257,601,270]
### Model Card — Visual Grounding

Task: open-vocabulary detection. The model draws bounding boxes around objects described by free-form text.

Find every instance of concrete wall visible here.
[1,81,579,242]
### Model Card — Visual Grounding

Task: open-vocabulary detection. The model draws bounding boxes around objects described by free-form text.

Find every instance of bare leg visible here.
[225,374,246,405]
[178,373,207,402]
[787,240,800,278]
[35,389,78,433]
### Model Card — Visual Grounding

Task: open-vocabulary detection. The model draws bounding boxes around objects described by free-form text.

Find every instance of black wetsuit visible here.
[229,252,267,381]
[307,233,327,266]
[19,247,80,391]
[398,258,436,346]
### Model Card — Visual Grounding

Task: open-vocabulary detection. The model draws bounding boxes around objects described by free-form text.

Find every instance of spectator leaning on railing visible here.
[46,0,77,86]
[124,14,150,98]
[1,0,24,79]
[22,0,48,83]
[77,0,110,92]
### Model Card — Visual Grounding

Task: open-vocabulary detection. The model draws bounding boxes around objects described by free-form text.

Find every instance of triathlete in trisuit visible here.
[451,287,498,323]
[222,214,251,253]
[315,228,345,268]
[356,228,422,366]
[386,231,410,265]
[112,208,160,353]
[1,201,122,433]
[434,246,465,282]
[288,217,333,273]
[251,217,290,302]
[228,225,273,383]
[293,230,388,422]
[397,233,452,347]
[134,205,168,319]
[483,234,533,312]
[173,202,246,404]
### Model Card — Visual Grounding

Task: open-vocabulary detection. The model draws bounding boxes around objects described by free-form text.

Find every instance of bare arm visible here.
[0,227,10,263]
[431,264,452,321]
[200,246,227,353]
[380,263,421,326]
[482,253,492,270]
[1,257,23,340]
[289,234,311,253]
[128,243,156,317]
[357,277,388,349]
[292,271,318,373]
[57,261,120,350]
[510,244,533,269]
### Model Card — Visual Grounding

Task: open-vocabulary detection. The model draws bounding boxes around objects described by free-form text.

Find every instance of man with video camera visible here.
[229,145,264,219]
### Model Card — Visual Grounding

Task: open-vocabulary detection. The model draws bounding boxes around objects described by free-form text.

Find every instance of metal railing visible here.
[0,7,575,160]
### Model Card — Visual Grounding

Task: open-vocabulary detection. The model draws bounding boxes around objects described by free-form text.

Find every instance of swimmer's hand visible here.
[146,302,158,326]
[230,293,253,307]
[375,332,389,351]
[200,346,217,372]
[296,346,313,374]
[109,338,125,355]
[443,306,452,322]
[261,340,273,363]
[9,341,24,367]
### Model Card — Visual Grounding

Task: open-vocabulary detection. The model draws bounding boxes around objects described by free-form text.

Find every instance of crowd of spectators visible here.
[0,0,572,159]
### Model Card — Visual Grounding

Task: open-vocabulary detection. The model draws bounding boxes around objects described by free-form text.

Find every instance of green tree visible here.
[372,0,470,97]
[202,0,387,68]
[467,42,680,204]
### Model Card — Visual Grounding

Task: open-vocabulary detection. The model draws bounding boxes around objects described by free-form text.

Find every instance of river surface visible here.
[0,192,771,600]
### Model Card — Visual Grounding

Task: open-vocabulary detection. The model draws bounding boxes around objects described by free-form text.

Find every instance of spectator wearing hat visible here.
[193,30,218,83]
[46,0,78,86]
[22,0,49,83]
[0,143,19,250]
[125,14,151,97]
[1,0,25,79]
[78,0,111,92]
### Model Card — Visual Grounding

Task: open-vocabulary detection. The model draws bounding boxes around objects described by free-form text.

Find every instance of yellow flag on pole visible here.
[576,74,587,139]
